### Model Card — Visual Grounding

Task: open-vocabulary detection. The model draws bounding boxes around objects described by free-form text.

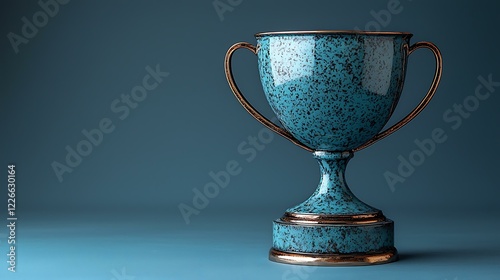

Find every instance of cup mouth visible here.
[255,30,413,37]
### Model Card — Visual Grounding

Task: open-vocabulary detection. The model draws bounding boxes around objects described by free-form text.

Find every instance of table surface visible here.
[1,209,499,280]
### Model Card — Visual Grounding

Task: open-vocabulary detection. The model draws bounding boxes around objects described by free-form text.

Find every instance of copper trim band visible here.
[269,248,398,266]
[255,30,412,37]
[281,212,385,225]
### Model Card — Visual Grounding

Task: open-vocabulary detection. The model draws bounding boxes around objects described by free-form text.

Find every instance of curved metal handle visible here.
[354,41,443,152]
[224,42,313,152]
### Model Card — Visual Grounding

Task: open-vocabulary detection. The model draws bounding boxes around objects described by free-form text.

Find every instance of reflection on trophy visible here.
[225,31,442,265]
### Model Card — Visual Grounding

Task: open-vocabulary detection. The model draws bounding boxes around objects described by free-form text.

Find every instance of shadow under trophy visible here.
[224,30,442,266]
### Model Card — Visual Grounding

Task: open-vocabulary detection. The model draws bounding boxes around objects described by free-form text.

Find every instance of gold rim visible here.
[255,30,413,37]
[280,212,385,225]
[269,248,398,266]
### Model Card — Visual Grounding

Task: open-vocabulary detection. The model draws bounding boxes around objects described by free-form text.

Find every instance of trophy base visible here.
[270,216,397,266]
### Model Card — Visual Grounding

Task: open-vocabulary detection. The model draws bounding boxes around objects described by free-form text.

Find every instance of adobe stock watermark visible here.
[282,265,317,280]
[213,0,243,21]
[178,119,276,225]
[385,74,499,192]
[353,0,412,31]
[51,64,170,183]
[7,0,70,54]
[110,267,136,280]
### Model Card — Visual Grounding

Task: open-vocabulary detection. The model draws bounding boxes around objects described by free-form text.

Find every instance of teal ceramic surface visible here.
[256,32,411,151]
[225,30,442,265]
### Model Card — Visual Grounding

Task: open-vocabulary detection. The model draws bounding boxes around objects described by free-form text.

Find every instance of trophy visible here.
[224,31,442,266]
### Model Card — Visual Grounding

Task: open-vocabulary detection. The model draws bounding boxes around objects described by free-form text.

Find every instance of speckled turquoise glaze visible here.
[251,32,414,262]
[273,219,394,254]
[256,32,411,151]
[285,151,378,215]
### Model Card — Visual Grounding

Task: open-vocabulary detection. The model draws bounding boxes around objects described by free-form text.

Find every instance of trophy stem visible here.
[270,151,397,266]
[285,151,381,217]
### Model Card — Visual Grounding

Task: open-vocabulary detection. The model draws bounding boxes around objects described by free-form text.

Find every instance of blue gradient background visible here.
[0,0,499,279]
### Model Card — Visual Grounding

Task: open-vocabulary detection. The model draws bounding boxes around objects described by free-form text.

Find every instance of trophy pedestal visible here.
[269,151,398,266]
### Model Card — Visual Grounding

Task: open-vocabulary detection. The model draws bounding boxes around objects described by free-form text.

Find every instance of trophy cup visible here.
[224,31,442,265]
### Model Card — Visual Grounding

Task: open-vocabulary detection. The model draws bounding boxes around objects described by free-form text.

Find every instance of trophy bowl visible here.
[224,30,442,266]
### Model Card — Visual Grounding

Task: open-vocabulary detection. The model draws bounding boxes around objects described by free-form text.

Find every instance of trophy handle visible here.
[355,41,443,152]
[224,42,313,152]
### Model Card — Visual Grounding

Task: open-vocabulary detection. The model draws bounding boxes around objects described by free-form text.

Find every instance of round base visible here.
[273,219,395,253]
[271,216,397,266]
[269,247,398,266]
